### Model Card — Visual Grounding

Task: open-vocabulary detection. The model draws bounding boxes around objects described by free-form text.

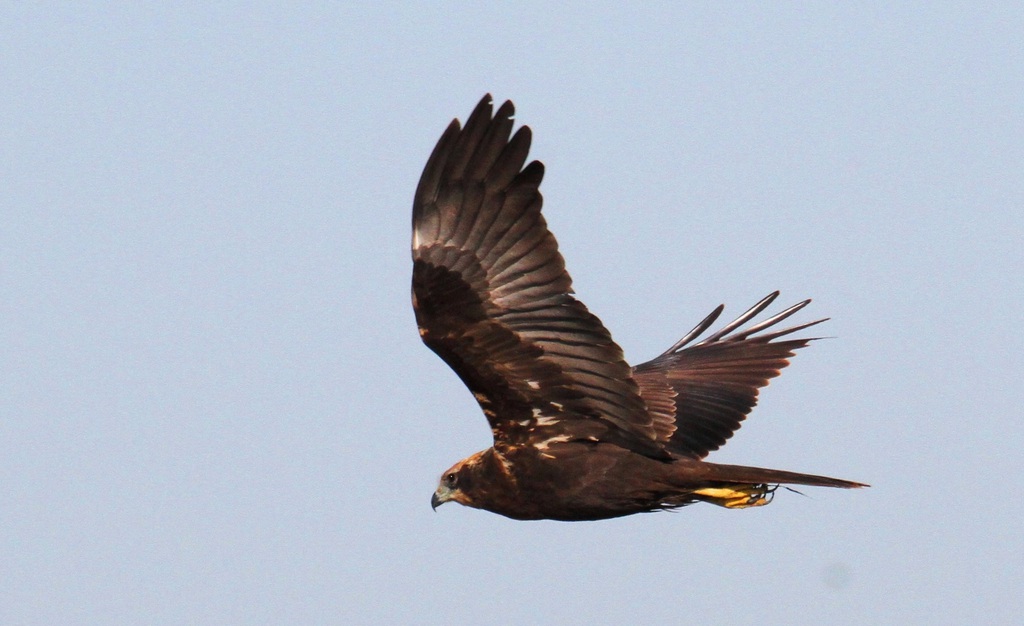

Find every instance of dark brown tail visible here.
[701,461,868,489]
[680,461,867,509]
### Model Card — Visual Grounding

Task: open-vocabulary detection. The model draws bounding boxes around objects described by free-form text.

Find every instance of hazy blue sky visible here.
[3,3,1022,624]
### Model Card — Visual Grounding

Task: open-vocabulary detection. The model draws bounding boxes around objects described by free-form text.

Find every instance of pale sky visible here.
[3,4,1022,624]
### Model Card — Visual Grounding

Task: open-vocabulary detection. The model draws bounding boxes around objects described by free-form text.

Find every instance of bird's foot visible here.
[693,484,777,509]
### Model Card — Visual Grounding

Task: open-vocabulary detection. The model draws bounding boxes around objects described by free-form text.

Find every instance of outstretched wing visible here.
[632,292,825,459]
[412,95,663,457]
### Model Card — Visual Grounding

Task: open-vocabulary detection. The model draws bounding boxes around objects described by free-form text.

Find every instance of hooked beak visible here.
[431,484,453,511]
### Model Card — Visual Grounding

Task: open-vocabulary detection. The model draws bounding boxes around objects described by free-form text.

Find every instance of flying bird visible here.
[412,95,865,521]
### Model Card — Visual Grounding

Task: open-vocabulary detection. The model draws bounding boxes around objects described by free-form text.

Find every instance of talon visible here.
[693,484,776,509]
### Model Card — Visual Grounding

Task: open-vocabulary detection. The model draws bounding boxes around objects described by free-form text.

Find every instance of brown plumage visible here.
[413,95,866,521]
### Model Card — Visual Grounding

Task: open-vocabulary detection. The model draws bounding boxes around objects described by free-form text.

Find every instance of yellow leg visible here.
[692,484,775,509]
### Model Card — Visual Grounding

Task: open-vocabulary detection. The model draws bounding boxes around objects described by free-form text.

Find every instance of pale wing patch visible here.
[521,408,562,427]
[534,415,560,427]
[534,434,573,458]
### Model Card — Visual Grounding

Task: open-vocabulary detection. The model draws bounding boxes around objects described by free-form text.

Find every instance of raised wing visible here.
[632,292,825,459]
[412,95,663,457]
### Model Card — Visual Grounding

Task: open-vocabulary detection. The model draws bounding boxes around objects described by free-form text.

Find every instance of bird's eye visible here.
[445,472,457,486]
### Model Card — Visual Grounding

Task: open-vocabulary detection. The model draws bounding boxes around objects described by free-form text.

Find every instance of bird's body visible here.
[432,443,860,522]
[414,95,865,521]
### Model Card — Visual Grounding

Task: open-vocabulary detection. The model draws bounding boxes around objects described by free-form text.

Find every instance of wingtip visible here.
[468,93,494,122]
[659,292,828,353]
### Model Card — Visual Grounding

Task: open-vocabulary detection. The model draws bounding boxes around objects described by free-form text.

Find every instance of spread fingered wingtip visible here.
[661,292,827,355]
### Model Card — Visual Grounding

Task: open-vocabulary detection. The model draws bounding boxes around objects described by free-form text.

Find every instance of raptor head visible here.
[431,451,487,511]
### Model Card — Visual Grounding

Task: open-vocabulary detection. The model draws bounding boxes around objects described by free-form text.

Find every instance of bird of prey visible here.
[413,95,865,521]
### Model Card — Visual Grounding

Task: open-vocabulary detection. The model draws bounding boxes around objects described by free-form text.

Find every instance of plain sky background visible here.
[2,3,1022,625]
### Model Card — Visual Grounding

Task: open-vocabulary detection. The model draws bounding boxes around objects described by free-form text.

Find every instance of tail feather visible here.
[699,461,868,490]
[678,461,866,509]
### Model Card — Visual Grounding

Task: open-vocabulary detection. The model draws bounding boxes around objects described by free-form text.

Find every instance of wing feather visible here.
[634,292,826,459]
[412,95,662,456]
